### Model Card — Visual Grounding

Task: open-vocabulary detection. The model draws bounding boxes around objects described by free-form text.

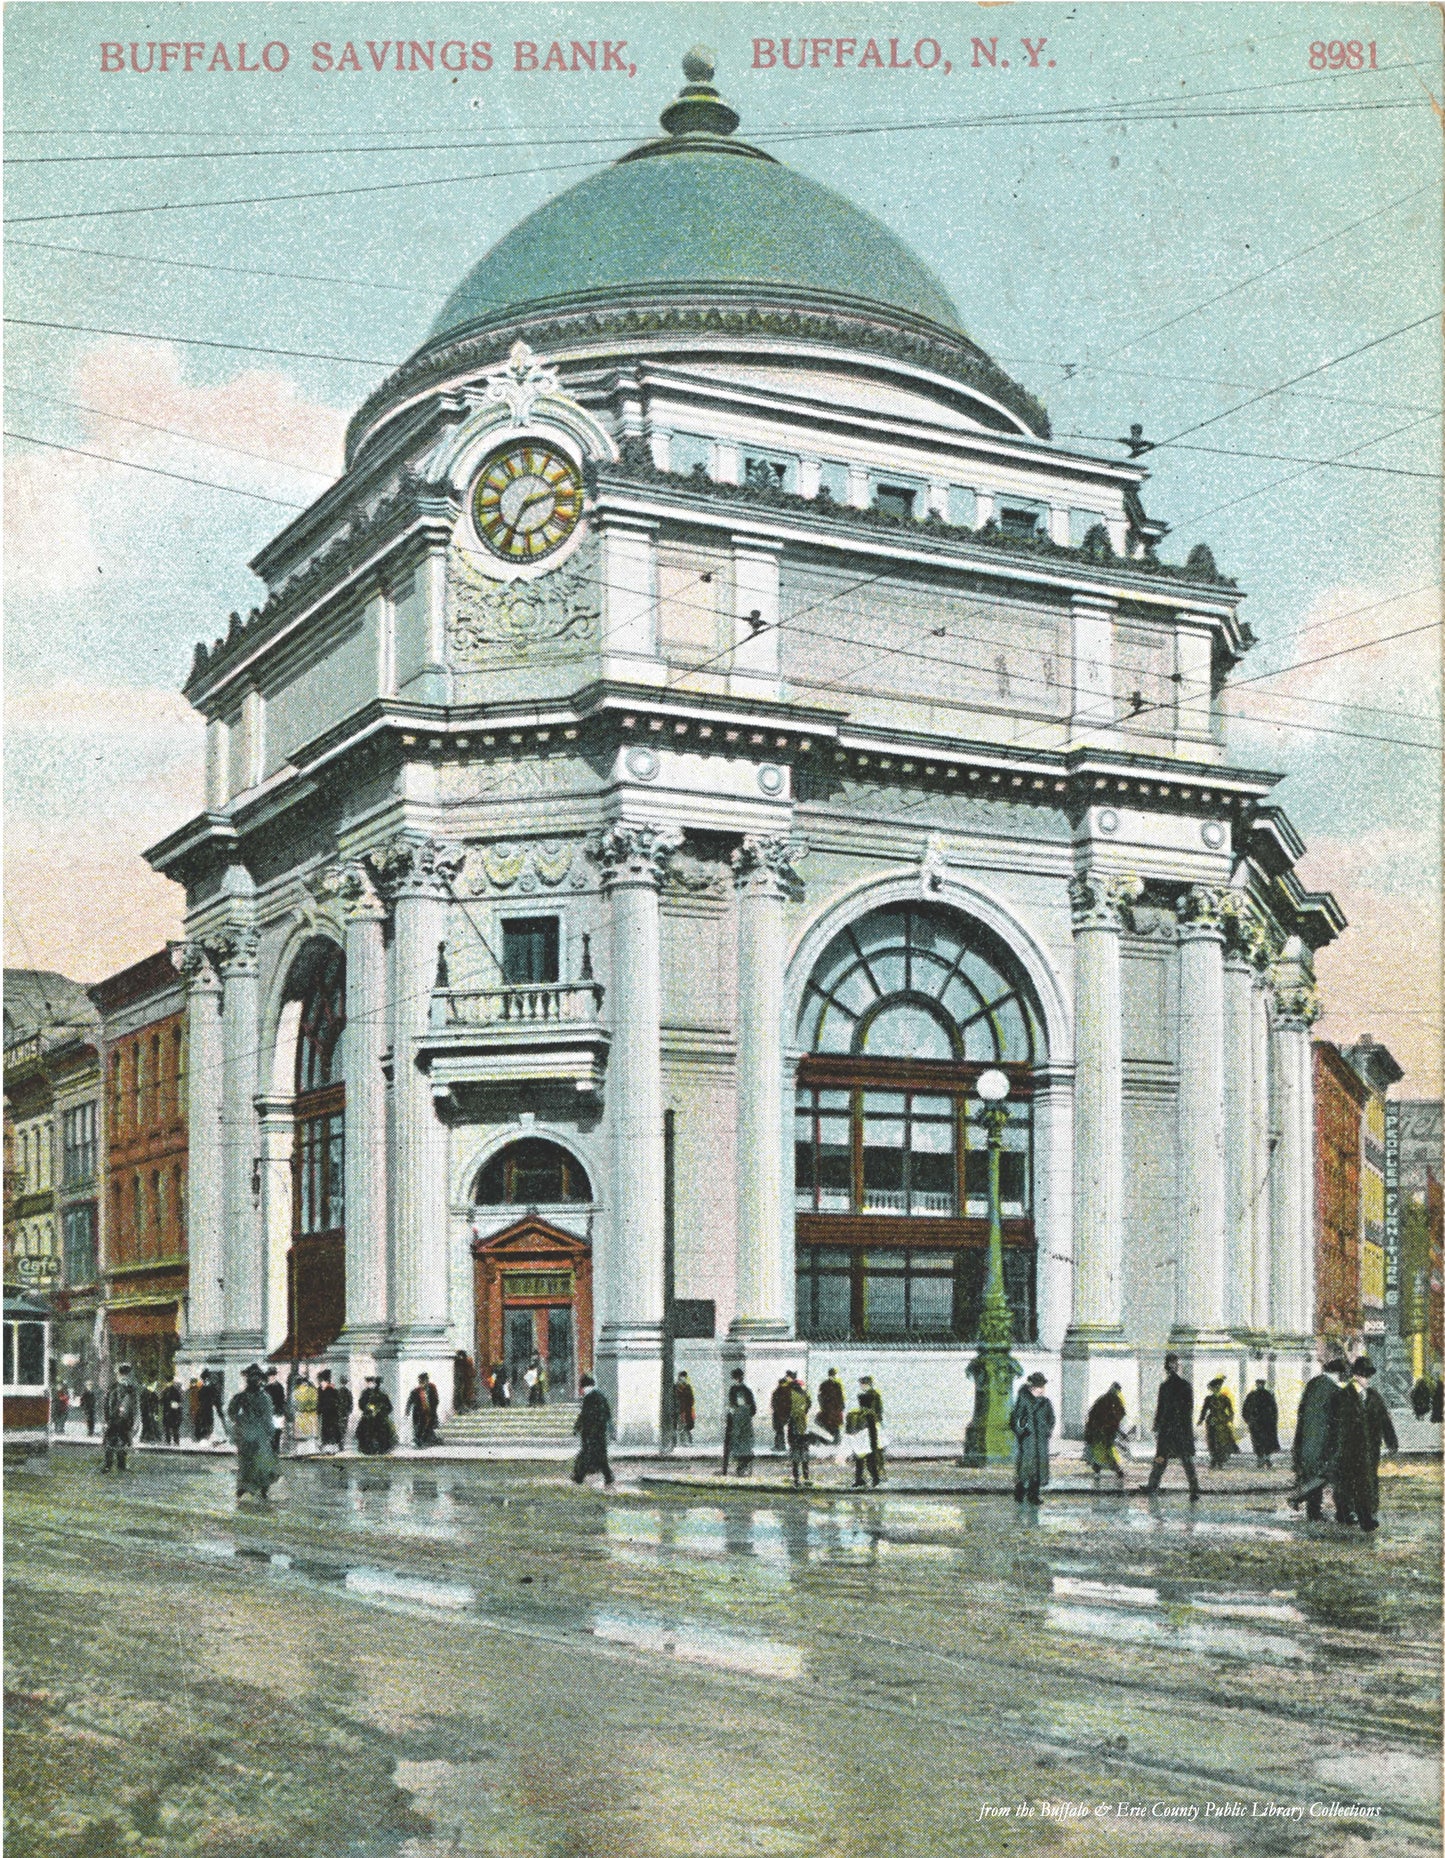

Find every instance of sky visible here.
[4,2,1442,1088]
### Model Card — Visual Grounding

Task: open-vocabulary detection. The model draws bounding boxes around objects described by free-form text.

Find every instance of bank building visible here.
[149,54,1342,1444]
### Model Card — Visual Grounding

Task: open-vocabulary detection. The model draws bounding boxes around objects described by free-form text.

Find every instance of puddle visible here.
[1046,1604,1307,1663]
[1052,1576,1159,1607]
[1189,1597,1306,1624]
[343,1566,475,1610]
[1314,1751,1439,1805]
[591,1611,805,1680]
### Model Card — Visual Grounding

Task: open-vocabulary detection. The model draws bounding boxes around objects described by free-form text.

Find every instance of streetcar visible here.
[3,1291,52,1441]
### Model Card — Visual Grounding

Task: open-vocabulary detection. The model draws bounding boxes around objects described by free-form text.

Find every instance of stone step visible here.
[441,1405,581,1443]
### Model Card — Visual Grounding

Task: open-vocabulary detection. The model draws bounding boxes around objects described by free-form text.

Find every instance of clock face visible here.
[472,443,584,562]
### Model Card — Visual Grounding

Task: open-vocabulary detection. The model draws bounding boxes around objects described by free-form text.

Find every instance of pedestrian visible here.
[787,1373,812,1488]
[160,1374,184,1446]
[406,1372,438,1446]
[526,1354,548,1407]
[453,1349,477,1414]
[1199,1376,1239,1470]
[263,1366,286,1454]
[228,1363,281,1502]
[356,1376,396,1455]
[770,1375,792,1453]
[571,1374,614,1487]
[337,1375,355,1440]
[673,1370,696,1443]
[52,1383,70,1434]
[293,1370,319,1451]
[1432,1375,1443,1425]
[80,1382,97,1436]
[139,1378,161,1444]
[847,1377,884,1489]
[186,1374,202,1440]
[722,1368,756,1476]
[197,1368,224,1444]
[1145,1353,1201,1499]
[101,1363,140,1473]
[317,1369,345,1453]
[1334,1358,1398,1533]
[816,1367,845,1443]
[1410,1375,1432,1419]
[1290,1359,1347,1520]
[489,1361,510,1407]
[1241,1378,1281,1466]
[859,1376,885,1481]
[1010,1371,1055,1504]
[1083,1382,1127,1484]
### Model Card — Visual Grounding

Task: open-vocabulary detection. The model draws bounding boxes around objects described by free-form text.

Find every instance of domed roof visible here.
[428,51,966,345]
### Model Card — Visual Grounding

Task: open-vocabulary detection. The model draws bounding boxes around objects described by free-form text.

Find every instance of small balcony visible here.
[422,982,609,1096]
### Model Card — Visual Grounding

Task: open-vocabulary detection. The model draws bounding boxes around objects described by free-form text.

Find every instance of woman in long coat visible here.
[228,1365,280,1500]
[722,1369,755,1476]
[1083,1383,1127,1482]
[355,1378,397,1455]
[293,1373,319,1449]
[1199,1378,1239,1469]
[1010,1373,1055,1503]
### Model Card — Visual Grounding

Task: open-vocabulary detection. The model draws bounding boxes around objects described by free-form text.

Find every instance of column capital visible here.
[1069,869,1142,931]
[312,858,388,923]
[594,821,683,891]
[1273,975,1322,1030]
[208,925,260,978]
[1176,884,1230,942]
[731,833,807,899]
[169,938,222,994]
[1218,893,1278,972]
[368,833,464,902]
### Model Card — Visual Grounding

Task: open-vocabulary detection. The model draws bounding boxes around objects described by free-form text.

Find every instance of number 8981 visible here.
[1309,40,1378,69]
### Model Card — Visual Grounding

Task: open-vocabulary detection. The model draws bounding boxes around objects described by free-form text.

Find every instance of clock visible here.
[471,442,584,562]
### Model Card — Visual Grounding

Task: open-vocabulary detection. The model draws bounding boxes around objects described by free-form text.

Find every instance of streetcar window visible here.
[3,1324,13,1387]
[17,1323,44,1386]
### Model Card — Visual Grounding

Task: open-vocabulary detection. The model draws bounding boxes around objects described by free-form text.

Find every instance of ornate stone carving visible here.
[1069,870,1143,931]
[662,849,729,898]
[448,537,600,663]
[1273,975,1323,1030]
[481,340,562,426]
[731,835,807,899]
[593,822,683,890]
[1175,884,1231,937]
[920,832,949,893]
[310,860,388,924]
[169,939,221,993]
[368,834,466,902]
[207,926,260,976]
[1218,892,1277,971]
[462,839,582,895]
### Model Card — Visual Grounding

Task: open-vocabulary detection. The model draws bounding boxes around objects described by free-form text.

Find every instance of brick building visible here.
[1313,1040,1369,1354]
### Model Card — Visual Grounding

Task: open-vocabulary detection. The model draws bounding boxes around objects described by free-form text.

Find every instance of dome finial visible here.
[660,47,740,138]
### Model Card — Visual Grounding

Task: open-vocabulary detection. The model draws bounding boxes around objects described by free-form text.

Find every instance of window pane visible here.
[862,1250,906,1270]
[867,950,907,996]
[818,1089,850,1112]
[3,1326,13,1387]
[863,1002,952,1060]
[992,997,1032,1063]
[910,1273,954,1334]
[817,1115,851,1210]
[328,1116,346,1228]
[794,1133,815,1211]
[813,1272,852,1338]
[18,1323,44,1386]
[502,916,560,985]
[863,1091,907,1117]
[863,1270,906,1333]
[862,1098,905,1212]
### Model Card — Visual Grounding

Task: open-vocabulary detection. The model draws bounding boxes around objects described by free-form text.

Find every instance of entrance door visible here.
[507,1310,535,1394]
[546,1307,575,1400]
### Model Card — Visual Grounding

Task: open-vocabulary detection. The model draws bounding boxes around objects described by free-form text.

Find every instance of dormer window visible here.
[999,501,1046,540]
[874,483,917,520]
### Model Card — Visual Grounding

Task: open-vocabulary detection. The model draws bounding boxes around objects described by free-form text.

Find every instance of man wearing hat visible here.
[1290,1358,1348,1520]
[1145,1354,1201,1499]
[227,1364,280,1501]
[571,1374,615,1487]
[1241,1377,1281,1467]
[101,1362,140,1472]
[1333,1358,1398,1533]
[1009,1372,1055,1504]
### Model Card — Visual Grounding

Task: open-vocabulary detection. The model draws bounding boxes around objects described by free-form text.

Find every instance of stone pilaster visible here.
[1221,907,1258,1337]
[1248,948,1276,1335]
[370,833,463,1409]
[1061,869,1141,1435]
[212,926,264,1358]
[1170,886,1236,1400]
[594,820,681,1446]
[254,1094,294,1359]
[171,940,224,1353]
[727,836,806,1393]
[1269,949,1322,1428]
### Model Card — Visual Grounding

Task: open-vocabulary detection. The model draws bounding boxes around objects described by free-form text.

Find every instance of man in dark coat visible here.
[673,1371,696,1442]
[193,1369,217,1441]
[571,1374,614,1487]
[1432,1375,1443,1424]
[770,1376,793,1453]
[355,1377,396,1454]
[1410,1376,1432,1419]
[453,1350,477,1414]
[264,1365,286,1454]
[139,1379,162,1443]
[1010,1372,1055,1503]
[1083,1383,1127,1483]
[317,1369,345,1452]
[1145,1353,1200,1498]
[80,1382,97,1436]
[1241,1379,1281,1466]
[723,1369,756,1476]
[1334,1358,1399,1532]
[228,1364,280,1501]
[406,1372,438,1446]
[160,1375,185,1446]
[101,1364,140,1472]
[816,1368,846,1443]
[1290,1359,1347,1520]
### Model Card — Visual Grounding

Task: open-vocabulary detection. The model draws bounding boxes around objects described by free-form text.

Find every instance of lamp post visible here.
[962,1068,1021,1465]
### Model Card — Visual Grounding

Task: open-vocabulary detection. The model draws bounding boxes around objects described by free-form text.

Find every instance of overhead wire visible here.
[3,431,310,508]
[6,387,341,479]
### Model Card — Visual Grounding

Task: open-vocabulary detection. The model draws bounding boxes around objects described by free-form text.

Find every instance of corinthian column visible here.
[1270,946,1321,1429]
[1249,945,1275,1334]
[595,820,681,1446]
[315,860,392,1377]
[371,834,463,1405]
[172,941,223,1353]
[212,926,263,1357]
[1171,886,1236,1399]
[1061,869,1141,1437]
[730,836,804,1338]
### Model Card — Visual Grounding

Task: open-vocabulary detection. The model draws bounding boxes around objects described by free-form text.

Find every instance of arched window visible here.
[286,940,346,1356]
[296,944,345,1092]
[473,1139,592,1207]
[793,904,1044,1346]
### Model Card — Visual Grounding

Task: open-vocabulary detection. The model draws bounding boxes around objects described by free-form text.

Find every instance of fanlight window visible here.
[474,1139,592,1207]
[296,943,346,1092]
[798,904,1037,1063]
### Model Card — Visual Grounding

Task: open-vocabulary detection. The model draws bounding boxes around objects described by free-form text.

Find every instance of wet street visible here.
[5,1447,1440,1858]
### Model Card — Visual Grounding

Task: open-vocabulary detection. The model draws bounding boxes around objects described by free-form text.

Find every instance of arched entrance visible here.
[470,1139,593,1398]
[281,939,346,1358]
[793,902,1045,1344]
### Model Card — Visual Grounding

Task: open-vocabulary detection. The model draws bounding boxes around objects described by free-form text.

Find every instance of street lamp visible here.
[962,1067,1021,1465]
